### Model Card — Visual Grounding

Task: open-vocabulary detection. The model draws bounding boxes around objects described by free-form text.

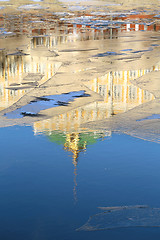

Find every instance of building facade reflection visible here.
[33,66,157,201]
[0,50,61,110]
[34,67,156,135]
[1,10,159,111]
[0,10,160,199]
[1,12,160,47]
[33,66,157,188]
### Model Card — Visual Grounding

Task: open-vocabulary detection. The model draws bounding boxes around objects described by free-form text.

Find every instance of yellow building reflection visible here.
[34,67,157,135]
[33,66,157,158]
[85,68,156,116]
[33,66,158,201]
[33,66,158,199]
[0,50,61,110]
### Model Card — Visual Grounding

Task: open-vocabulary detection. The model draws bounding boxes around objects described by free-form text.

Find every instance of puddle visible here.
[0,2,160,240]
[2,13,159,114]
[151,44,160,46]
[93,51,125,57]
[77,205,160,231]
[137,114,160,121]
[121,49,133,51]
[0,12,159,125]
[131,47,153,54]
[5,90,89,119]
[0,125,159,240]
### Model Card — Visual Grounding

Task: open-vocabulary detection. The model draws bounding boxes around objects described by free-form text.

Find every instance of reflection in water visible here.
[63,131,107,202]
[65,132,81,202]
[0,11,159,112]
[33,66,157,201]
[85,68,155,116]
[0,50,61,110]
[46,130,106,202]
[1,11,160,45]
[34,68,156,134]
[0,10,160,203]
[1,3,160,239]
[5,90,88,119]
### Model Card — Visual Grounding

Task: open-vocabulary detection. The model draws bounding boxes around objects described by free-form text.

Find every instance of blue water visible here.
[5,91,88,119]
[93,51,125,57]
[0,126,160,239]
[137,114,160,121]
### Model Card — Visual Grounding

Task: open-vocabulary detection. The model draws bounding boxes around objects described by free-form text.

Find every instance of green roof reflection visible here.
[47,131,105,149]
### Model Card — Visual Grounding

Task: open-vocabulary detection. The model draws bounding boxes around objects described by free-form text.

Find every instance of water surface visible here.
[0,126,160,239]
[0,2,160,240]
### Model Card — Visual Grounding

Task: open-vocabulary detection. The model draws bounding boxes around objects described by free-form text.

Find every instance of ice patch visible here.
[77,205,160,231]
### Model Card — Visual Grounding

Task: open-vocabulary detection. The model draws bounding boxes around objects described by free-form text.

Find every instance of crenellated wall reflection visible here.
[34,67,156,135]
[33,66,158,174]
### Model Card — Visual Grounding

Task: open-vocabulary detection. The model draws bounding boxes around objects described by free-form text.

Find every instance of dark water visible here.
[1,126,160,239]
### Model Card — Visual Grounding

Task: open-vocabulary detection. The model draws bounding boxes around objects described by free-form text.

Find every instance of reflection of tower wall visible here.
[34,66,157,134]
[34,101,112,134]
[86,67,156,114]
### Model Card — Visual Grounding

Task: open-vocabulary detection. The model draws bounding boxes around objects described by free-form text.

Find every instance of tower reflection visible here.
[33,66,157,201]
